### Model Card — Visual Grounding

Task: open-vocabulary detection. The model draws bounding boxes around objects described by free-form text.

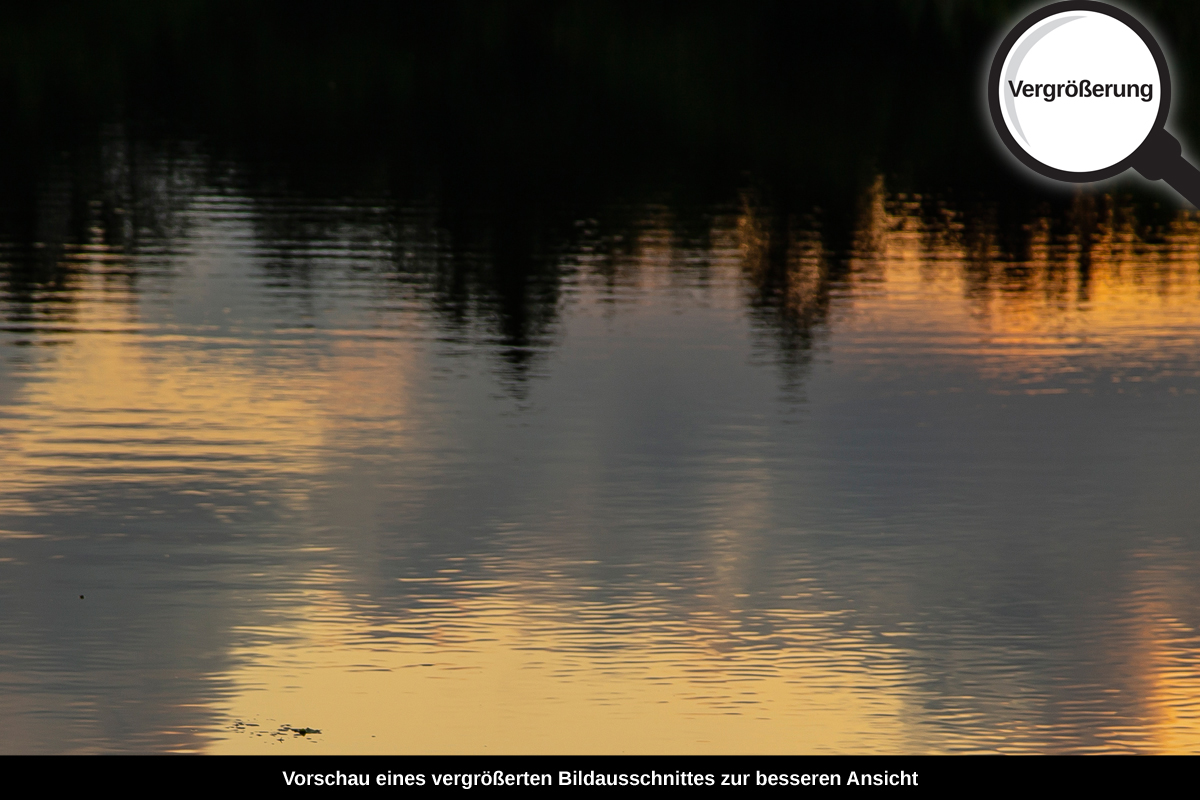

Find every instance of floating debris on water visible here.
[231,719,321,742]
[286,726,321,736]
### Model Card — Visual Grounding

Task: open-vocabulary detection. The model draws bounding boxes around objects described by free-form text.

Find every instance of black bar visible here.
[0,754,1187,792]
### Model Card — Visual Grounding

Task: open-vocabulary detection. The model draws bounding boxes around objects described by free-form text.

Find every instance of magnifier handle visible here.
[1132,129,1200,208]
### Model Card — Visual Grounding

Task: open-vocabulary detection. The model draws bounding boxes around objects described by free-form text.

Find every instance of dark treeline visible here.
[0,1,1197,383]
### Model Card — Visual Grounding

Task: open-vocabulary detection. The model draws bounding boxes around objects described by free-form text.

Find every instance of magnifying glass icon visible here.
[989,1,1200,205]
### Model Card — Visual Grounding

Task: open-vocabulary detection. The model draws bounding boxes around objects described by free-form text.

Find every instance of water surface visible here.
[5,1,1200,754]
[3,140,1200,753]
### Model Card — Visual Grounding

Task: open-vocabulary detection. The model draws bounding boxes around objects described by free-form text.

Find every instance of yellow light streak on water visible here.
[210,578,915,754]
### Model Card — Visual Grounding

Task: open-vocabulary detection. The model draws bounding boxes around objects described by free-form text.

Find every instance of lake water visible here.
[3,2,1200,754]
[3,136,1200,753]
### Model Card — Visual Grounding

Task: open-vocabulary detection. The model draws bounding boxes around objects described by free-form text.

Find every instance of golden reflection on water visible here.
[211,576,912,754]
[6,177,1200,752]
[0,250,419,519]
[842,180,1200,391]
[1118,542,1200,753]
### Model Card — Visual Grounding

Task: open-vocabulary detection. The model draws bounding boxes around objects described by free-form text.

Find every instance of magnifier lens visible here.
[992,2,1200,204]
[998,10,1161,174]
